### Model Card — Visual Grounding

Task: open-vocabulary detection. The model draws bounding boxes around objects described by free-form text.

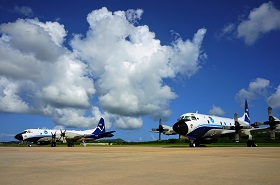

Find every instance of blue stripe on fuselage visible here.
[188,124,223,139]
[24,135,51,142]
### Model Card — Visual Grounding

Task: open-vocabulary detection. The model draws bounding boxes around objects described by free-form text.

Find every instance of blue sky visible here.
[0,0,280,142]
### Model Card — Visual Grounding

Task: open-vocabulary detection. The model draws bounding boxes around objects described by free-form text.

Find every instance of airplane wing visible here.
[249,124,271,133]
[209,126,269,137]
[220,129,236,135]
[64,131,116,142]
[83,131,116,138]
[61,132,84,143]
[98,131,116,138]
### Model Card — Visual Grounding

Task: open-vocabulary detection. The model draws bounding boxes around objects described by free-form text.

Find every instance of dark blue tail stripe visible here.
[92,118,105,135]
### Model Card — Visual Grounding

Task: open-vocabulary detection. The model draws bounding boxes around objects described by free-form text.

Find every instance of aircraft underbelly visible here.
[203,129,224,137]
[202,130,216,137]
[38,137,52,142]
[189,125,222,139]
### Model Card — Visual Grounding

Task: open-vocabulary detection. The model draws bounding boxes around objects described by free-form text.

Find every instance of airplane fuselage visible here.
[15,128,96,144]
[173,113,250,144]
[172,100,280,147]
[14,118,115,147]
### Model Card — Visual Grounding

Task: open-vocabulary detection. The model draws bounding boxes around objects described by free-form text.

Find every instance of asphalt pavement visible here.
[0,146,279,185]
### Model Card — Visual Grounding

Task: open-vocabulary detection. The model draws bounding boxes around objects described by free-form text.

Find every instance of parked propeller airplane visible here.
[150,118,177,141]
[172,100,280,147]
[14,118,115,147]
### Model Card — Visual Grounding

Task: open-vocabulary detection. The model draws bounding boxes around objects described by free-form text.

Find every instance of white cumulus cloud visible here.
[267,85,280,108]
[237,1,280,45]
[236,78,280,109]
[71,7,206,120]
[0,7,207,129]
[219,2,280,45]
[14,6,34,17]
[235,78,270,102]
[208,105,225,116]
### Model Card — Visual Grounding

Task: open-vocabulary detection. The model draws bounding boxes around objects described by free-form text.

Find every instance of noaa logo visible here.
[44,131,48,134]
[209,117,214,123]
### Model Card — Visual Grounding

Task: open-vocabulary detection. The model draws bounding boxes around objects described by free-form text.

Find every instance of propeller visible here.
[50,131,57,147]
[51,131,57,141]
[151,118,169,141]
[59,130,67,143]
[233,113,252,142]
[264,107,280,139]
[158,119,163,141]
[234,113,241,142]
[268,107,275,139]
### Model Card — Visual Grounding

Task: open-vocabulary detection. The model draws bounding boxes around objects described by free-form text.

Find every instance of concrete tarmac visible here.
[0,146,279,185]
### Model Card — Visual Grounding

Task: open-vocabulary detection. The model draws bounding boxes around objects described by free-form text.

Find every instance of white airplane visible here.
[14,118,116,147]
[172,100,280,147]
[150,119,177,140]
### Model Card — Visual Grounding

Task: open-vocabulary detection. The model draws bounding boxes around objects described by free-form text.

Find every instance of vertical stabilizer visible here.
[239,100,250,124]
[92,118,105,135]
[243,100,250,123]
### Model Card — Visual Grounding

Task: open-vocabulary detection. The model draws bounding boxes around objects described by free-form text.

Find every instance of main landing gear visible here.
[189,141,200,147]
[247,140,257,147]
[67,142,74,147]
[51,141,56,147]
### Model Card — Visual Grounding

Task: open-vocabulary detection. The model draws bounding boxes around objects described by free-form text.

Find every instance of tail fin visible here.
[243,99,251,123]
[92,118,105,135]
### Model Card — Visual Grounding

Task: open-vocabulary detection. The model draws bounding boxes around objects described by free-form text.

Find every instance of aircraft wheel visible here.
[247,140,251,147]
[68,143,74,147]
[51,142,56,147]
[189,143,196,147]
[247,140,257,147]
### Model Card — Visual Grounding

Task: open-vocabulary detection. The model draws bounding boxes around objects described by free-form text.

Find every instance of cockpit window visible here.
[20,131,28,134]
[178,115,197,121]
[191,116,197,120]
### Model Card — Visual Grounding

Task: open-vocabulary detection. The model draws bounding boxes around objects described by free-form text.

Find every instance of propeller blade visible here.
[234,113,241,142]
[235,133,240,143]
[51,131,57,139]
[270,130,276,140]
[158,119,163,141]
[234,113,238,123]
[268,107,272,118]
[59,129,67,143]
[234,113,240,129]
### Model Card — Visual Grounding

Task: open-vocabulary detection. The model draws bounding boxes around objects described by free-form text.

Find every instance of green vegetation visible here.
[1,132,280,147]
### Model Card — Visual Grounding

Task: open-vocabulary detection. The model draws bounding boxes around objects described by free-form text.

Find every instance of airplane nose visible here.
[14,134,23,141]
[173,120,188,136]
